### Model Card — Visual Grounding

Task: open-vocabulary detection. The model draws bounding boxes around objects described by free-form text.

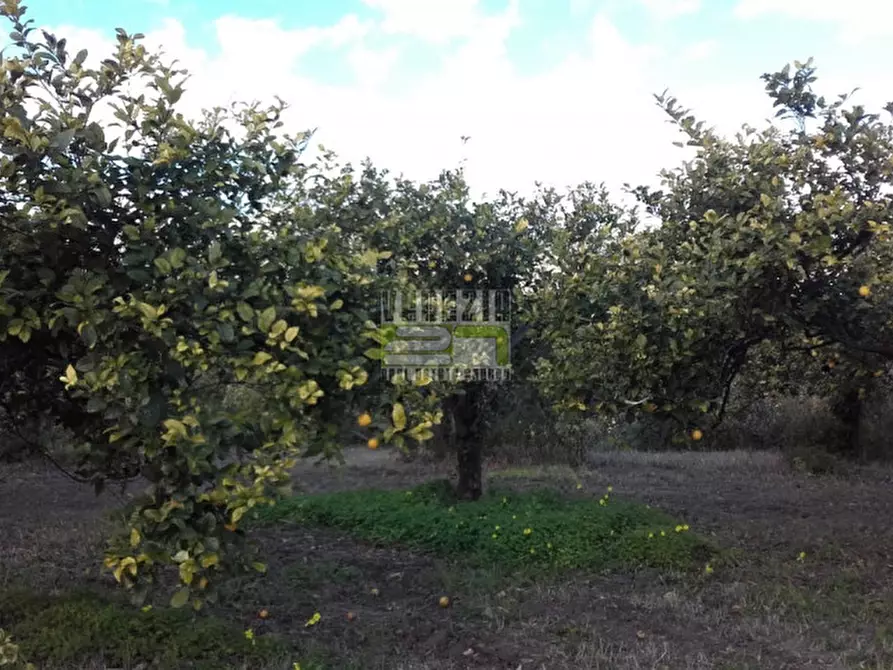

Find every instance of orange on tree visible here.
[357,412,372,427]
[367,437,379,449]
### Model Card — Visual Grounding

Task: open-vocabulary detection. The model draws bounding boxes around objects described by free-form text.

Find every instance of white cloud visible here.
[40,1,890,207]
[361,0,519,44]
[346,43,402,89]
[680,39,717,62]
[213,13,370,70]
[637,0,701,19]
[734,0,893,43]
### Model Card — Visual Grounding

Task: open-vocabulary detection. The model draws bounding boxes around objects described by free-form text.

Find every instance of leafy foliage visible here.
[534,59,893,444]
[258,481,713,573]
[0,3,440,605]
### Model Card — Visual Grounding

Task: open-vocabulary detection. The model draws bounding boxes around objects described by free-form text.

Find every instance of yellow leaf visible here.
[270,319,288,337]
[392,403,407,431]
[200,553,219,568]
[231,506,247,524]
[252,351,273,366]
[60,364,78,387]
[514,217,529,233]
[130,528,141,548]
[284,326,299,342]
[163,419,188,439]
[136,302,158,320]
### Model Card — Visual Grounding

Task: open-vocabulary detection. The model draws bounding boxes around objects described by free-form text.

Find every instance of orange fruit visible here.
[859,285,871,297]
[438,596,451,608]
[258,609,269,619]
[367,438,379,449]
[463,273,473,282]
[357,412,372,427]
[691,429,703,441]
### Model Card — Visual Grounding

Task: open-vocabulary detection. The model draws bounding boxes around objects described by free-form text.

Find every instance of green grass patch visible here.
[0,588,300,670]
[259,479,715,573]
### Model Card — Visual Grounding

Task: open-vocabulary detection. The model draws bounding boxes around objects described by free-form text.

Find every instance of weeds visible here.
[0,588,287,670]
[258,479,715,573]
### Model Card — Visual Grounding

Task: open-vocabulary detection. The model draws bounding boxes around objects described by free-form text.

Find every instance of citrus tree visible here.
[0,2,439,607]
[533,59,893,452]
[352,157,633,497]
[357,167,542,499]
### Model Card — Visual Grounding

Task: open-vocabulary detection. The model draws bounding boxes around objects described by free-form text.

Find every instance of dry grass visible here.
[584,449,784,472]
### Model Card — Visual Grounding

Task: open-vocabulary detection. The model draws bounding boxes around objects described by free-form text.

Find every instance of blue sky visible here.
[20,0,893,196]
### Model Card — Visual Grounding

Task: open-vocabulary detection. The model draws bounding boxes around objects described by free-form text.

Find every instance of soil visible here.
[2,448,892,669]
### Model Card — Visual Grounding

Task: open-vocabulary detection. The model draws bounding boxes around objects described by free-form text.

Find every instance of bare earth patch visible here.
[2,447,893,669]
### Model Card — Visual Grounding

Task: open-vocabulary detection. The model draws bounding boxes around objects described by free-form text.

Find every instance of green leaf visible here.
[80,323,98,348]
[218,323,235,342]
[153,257,172,275]
[123,224,140,240]
[208,242,222,265]
[257,307,276,333]
[169,247,187,269]
[236,302,254,322]
[364,348,385,360]
[284,326,299,342]
[270,319,288,337]
[170,587,190,608]
[50,128,76,149]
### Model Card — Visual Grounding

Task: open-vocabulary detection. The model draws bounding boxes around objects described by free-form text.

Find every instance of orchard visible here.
[2,6,893,663]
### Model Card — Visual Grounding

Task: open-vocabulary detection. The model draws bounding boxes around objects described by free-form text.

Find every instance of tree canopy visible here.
[3,0,893,609]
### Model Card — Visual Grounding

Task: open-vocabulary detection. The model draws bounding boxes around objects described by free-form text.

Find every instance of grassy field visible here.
[2,446,893,669]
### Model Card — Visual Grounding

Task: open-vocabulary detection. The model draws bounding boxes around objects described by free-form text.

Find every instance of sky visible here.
[14,0,893,199]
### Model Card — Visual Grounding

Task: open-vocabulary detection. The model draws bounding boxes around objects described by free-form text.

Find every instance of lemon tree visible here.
[534,60,893,451]
[0,3,439,606]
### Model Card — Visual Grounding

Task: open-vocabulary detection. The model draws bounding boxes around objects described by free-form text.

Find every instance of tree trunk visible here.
[831,385,864,459]
[446,382,485,501]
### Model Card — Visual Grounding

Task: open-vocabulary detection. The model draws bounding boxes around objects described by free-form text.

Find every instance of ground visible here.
[2,447,893,669]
